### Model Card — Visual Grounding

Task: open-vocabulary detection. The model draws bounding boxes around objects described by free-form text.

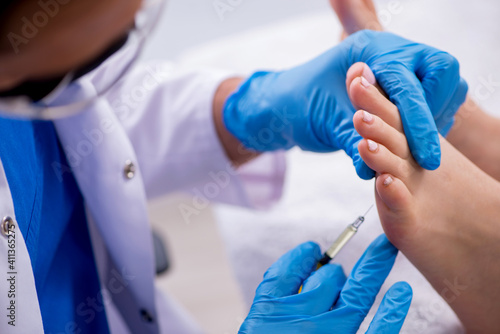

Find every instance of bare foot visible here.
[446,98,500,181]
[332,0,500,183]
[347,72,500,333]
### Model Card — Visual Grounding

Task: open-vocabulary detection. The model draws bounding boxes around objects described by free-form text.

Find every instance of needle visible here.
[298,204,375,293]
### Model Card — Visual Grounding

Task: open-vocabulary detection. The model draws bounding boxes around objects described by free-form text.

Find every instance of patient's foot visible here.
[349,72,500,333]
[333,0,500,183]
[446,98,500,182]
[330,0,382,39]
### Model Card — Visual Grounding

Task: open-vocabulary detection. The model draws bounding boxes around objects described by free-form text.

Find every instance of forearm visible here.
[213,77,260,168]
[447,95,500,181]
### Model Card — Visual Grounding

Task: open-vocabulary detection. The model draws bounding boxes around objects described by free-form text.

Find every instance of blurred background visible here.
[141,0,330,60]
[142,1,500,333]
[144,2,334,334]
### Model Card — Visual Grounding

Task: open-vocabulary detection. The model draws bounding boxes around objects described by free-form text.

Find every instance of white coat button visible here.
[1,216,15,237]
[124,160,136,179]
[140,309,154,323]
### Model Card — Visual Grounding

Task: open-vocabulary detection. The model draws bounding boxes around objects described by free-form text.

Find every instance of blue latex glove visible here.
[224,30,468,179]
[239,235,413,334]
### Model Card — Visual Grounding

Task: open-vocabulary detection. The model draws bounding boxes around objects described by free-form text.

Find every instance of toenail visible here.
[367,139,379,152]
[362,64,377,85]
[362,110,374,123]
[361,76,372,88]
[383,176,394,186]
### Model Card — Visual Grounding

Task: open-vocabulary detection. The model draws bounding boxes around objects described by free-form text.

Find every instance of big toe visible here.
[375,174,412,213]
[348,71,404,133]
[346,62,377,95]
[375,174,416,246]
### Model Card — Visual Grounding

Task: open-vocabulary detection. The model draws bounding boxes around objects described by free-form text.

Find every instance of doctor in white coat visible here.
[0,0,468,333]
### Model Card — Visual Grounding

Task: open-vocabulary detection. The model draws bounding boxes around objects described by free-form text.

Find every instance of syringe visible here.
[317,204,373,266]
[298,205,374,293]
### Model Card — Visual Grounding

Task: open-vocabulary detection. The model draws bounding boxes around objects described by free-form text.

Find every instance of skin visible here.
[333,1,500,332]
[213,77,257,167]
[0,0,142,88]
[330,0,500,182]
[446,98,500,181]
[329,0,382,39]
[348,65,500,333]
[0,0,251,166]
[3,2,497,331]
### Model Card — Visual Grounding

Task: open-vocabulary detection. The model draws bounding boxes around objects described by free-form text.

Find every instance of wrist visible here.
[213,77,259,167]
[222,71,299,153]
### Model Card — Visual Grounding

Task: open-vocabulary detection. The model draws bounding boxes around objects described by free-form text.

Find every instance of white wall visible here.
[141,0,330,60]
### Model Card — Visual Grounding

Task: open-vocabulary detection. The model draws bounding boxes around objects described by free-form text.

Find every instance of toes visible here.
[346,63,377,95]
[353,110,410,159]
[374,174,416,248]
[375,174,412,212]
[358,139,413,179]
[349,75,404,133]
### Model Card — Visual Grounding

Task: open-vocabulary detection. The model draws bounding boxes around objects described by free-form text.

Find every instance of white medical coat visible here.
[0,14,285,334]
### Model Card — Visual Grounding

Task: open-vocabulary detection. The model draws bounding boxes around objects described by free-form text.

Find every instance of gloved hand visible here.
[239,234,413,334]
[223,30,468,179]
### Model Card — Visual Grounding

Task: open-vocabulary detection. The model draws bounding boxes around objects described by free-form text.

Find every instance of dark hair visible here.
[0,1,16,15]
